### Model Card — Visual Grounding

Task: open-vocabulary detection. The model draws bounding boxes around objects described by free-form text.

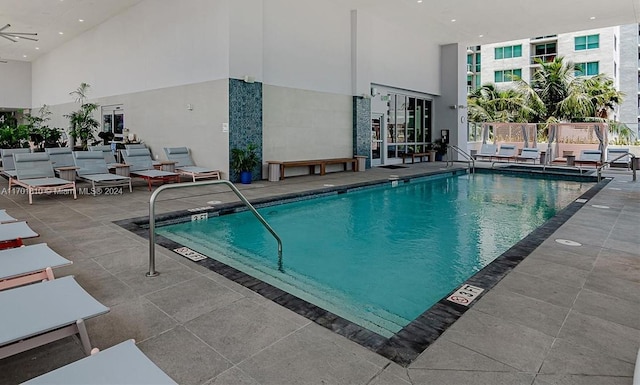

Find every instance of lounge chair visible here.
[45,147,79,181]
[607,147,631,169]
[491,144,518,162]
[89,145,119,167]
[164,147,221,182]
[0,209,17,224]
[1,148,30,179]
[22,339,177,385]
[474,144,497,161]
[73,151,132,194]
[516,148,540,164]
[0,276,109,359]
[0,243,72,290]
[10,153,77,204]
[122,148,180,191]
[0,221,39,249]
[574,149,602,168]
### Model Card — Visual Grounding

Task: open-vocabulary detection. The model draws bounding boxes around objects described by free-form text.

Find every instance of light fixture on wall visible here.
[243,75,255,83]
[186,104,193,111]
[0,24,38,42]
[450,104,467,110]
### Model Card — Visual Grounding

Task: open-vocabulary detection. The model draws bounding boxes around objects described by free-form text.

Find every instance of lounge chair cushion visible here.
[23,339,177,385]
[0,221,39,243]
[0,243,71,284]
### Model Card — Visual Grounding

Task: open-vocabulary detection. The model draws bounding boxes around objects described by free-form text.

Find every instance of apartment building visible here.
[467,25,640,137]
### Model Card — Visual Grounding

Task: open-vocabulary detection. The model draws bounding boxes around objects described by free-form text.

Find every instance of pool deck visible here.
[1,161,638,385]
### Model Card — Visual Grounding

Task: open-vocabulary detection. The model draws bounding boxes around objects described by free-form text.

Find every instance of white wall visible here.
[32,0,230,106]
[263,84,352,176]
[0,60,31,108]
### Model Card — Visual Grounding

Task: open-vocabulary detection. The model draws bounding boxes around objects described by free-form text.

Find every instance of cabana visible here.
[545,123,608,165]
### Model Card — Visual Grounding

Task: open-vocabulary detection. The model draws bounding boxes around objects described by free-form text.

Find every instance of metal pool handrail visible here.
[447,145,475,173]
[596,151,637,182]
[147,180,283,277]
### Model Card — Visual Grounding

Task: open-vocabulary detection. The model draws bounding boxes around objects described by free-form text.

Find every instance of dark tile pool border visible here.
[115,170,609,367]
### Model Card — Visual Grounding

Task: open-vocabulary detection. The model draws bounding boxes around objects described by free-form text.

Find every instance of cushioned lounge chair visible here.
[491,144,518,162]
[22,339,177,385]
[574,149,602,167]
[516,148,540,164]
[607,147,631,169]
[163,147,221,182]
[73,151,132,194]
[0,276,109,359]
[46,147,79,181]
[125,144,160,166]
[89,145,119,167]
[0,243,72,291]
[1,148,30,179]
[122,148,179,191]
[474,144,497,161]
[0,221,39,249]
[0,209,17,224]
[10,153,77,204]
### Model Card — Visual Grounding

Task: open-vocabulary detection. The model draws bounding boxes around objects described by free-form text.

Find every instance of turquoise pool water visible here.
[157,173,591,337]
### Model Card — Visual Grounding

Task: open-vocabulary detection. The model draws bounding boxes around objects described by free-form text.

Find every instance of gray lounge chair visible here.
[0,276,109,359]
[73,151,132,194]
[45,147,79,181]
[0,243,72,290]
[10,153,77,204]
[574,149,602,167]
[122,148,179,191]
[89,145,119,167]
[0,209,17,224]
[164,147,221,182]
[22,339,177,385]
[491,144,517,162]
[516,148,540,164]
[474,144,497,161]
[607,147,631,169]
[1,148,30,178]
[0,221,39,248]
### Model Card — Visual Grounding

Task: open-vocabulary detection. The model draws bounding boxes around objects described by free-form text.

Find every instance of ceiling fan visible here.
[0,24,38,42]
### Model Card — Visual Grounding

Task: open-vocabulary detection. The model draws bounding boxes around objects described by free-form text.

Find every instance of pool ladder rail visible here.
[446,145,475,173]
[596,151,637,182]
[147,180,283,277]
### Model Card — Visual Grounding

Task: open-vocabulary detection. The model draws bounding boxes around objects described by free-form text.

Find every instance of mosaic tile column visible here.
[353,96,371,169]
[229,78,263,182]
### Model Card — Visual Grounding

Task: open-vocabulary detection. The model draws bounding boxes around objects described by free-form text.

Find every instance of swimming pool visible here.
[156,172,592,338]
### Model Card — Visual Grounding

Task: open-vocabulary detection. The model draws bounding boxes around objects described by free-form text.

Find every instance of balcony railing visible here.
[531,54,557,64]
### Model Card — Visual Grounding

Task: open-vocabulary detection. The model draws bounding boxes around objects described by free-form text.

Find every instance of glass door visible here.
[102,105,125,142]
[371,113,383,166]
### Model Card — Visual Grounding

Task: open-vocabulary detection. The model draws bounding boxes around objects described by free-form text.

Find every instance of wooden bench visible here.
[400,151,435,164]
[267,158,358,180]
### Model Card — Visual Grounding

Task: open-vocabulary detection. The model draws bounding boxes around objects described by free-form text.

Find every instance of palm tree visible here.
[468,83,534,123]
[64,83,100,150]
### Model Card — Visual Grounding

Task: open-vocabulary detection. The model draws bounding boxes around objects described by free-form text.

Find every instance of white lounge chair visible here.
[73,151,132,194]
[164,147,221,182]
[0,221,39,249]
[0,276,109,359]
[122,148,179,191]
[10,153,77,204]
[516,148,540,164]
[0,243,72,290]
[1,148,30,179]
[492,144,518,162]
[22,339,177,385]
[607,147,630,169]
[574,149,602,167]
[474,144,497,161]
[0,209,17,224]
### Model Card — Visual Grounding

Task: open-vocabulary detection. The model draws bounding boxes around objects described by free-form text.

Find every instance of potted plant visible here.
[432,138,448,161]
[64,83,100,150]
[231,143,259,184]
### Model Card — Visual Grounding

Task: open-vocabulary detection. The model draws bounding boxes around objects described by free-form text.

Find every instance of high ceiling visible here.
[1,0,639,63]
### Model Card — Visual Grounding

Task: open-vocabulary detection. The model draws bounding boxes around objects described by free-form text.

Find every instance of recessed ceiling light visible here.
[78,19,84,22]
[417,0,423,3]
[58,31,64,35]
[479,34,484,38]
[589,16,596,20]
[451,19,456,22]
[22,55,27,58]
[35,47,39,50]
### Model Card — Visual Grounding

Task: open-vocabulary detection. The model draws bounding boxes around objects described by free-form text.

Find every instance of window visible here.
[531,42,556,63]
[575,34,599,50]
[575,62,599,77]
[495,44,522,59]
[475,53,481,72]
[494,69,522,82]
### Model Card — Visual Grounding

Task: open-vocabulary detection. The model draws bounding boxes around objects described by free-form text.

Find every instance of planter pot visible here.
[240,171,252,184]
[435,153,444,161]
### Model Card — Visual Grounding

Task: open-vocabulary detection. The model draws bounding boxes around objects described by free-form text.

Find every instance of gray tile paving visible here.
[0,162,639,384]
